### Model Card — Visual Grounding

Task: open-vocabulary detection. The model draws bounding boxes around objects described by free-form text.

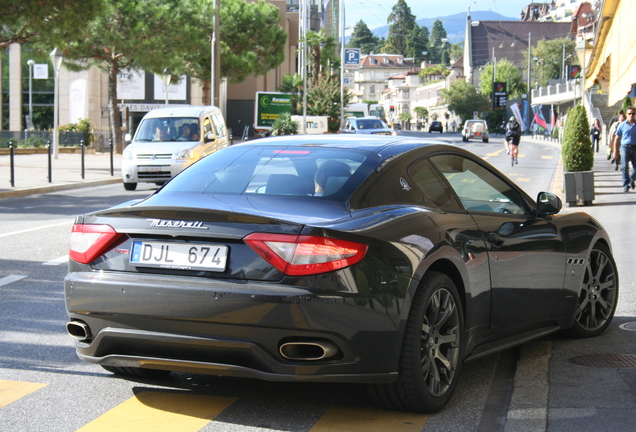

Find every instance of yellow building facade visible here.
[587,0,636,106]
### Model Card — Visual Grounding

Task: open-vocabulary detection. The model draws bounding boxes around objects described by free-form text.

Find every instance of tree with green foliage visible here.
[38,0,286,153]
[383,0,417,55]
[479,59,525,100]
[399,112,413,129]
[305,76,352,133]
[406,25,429,64]
[271,112,298,136]
[562,105,594,172]
[305,29,337,86]
[347,20,381,54]
[414,106,429,124]
[528,37,576,87]
[429,20,449,65]
[277,74,303,115]
[185,0,287,85]
[440,80,491,122]
[0,0,102,48]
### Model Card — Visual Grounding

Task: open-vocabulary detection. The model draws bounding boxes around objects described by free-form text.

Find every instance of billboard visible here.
[493,82,507,109]
[254,92,293,129]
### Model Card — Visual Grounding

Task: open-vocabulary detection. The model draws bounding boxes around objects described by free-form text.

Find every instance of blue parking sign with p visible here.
[344,48,360,69]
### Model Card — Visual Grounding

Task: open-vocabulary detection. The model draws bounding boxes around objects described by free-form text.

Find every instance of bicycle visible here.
[506,134,520,166]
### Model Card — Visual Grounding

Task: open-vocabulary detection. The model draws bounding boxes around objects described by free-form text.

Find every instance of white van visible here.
[121,106,229,190]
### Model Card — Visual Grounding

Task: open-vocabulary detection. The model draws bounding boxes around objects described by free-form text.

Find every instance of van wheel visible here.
[483,138,489,143]
[123,182,137,191]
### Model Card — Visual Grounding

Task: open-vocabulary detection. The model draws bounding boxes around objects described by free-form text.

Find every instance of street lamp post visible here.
[575,39,593,104]
[27,59,35,130]
[50,48,63,159]
[162,68,172,107]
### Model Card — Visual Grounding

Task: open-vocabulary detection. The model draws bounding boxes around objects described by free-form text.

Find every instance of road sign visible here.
[344,48,360,70]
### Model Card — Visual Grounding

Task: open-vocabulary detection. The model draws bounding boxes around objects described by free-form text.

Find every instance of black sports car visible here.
[65,135,618,413]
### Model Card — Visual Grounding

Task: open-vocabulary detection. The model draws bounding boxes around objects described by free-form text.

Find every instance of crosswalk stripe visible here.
[42,255,69,266]
[0,275,27,287]
[75,391,237,432]
[0,380,48,408]
[310,405,428,432]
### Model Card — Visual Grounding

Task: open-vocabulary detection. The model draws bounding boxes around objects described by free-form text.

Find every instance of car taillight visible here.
[244,233,368,276]
[69,224,123,264]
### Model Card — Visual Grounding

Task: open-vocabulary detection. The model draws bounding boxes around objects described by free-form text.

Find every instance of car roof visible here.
[232,134,454,160]
[142,106,221,119]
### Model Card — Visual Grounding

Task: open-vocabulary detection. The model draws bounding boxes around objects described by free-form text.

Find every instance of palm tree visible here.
[305,29,336,86]
[278,73,303,114]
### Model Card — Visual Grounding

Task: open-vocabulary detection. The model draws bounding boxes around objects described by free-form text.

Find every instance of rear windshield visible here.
[134,117,201,142]
[356,119,386,129]
[159,145,380,199]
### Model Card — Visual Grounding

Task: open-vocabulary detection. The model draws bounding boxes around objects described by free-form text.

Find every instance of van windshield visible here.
[135,117,201,142]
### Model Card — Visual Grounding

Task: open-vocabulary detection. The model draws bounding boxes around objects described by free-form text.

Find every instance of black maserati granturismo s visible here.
[65,135,618,413]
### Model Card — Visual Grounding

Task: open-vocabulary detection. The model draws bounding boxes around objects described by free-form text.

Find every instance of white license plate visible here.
[138,165,166,173]
[130,241,228,271]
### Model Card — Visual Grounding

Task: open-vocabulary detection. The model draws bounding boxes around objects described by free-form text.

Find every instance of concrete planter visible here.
[563,171,595,206]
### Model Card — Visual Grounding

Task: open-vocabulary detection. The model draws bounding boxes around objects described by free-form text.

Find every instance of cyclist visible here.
[505,116,521,165]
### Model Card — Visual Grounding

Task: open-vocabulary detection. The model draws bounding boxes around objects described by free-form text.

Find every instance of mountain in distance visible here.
[369,10,519,44]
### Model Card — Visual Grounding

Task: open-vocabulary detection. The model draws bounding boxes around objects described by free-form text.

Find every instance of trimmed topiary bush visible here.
[561,104,594,172]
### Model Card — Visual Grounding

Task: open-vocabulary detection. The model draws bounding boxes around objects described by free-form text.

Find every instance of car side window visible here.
[408,158,462,212]
[429,154,528,215]
[211,113,227,138]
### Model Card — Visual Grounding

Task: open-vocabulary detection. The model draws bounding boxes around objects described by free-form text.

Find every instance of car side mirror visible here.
[124,133,132,142]
[205,132,216,143]
[536,191,562,216]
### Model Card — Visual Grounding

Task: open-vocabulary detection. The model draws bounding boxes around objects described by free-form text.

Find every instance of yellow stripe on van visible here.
[76,391,236,432]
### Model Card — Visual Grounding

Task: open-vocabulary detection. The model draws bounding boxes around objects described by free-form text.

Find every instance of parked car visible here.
[429,121,444,133]
[462,119,489,142]
[66,135,618,413]
[339,117,395,135]
[121,106,230,191]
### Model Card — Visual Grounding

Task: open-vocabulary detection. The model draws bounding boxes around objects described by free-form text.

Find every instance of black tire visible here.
[102,365,171,378]
[567,243,619,338]
[483,138,489,143]
[368,272,464,413]
[123,182,137,191]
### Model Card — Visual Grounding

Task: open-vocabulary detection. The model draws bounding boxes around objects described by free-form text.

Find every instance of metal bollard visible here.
[80,140,85,179]
[47,141,52,183]
[9,140,15,187]
[109,138,114,176]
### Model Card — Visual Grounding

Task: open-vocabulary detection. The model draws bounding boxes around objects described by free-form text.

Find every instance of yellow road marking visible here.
[76,391,236,432]
[0,380,48,408]
[310,405,427,432]
[541,155,554,159]
[517,178,531,182]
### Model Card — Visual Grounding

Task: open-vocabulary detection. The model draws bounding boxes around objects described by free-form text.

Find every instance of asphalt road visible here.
[1,133,634,432]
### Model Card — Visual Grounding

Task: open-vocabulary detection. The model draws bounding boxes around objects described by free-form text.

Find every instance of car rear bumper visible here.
[65,270,406,382]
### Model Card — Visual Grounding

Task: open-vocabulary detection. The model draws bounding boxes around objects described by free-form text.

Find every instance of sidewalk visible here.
[504,148,636,432]
[0,152,120,199]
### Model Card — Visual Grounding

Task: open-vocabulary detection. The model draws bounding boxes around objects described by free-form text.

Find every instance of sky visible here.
[344,0,538,31]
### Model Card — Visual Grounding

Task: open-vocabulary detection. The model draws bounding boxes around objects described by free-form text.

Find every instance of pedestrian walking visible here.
[590,118,602,153]
[608,110,625,170]
[612,106,636,192]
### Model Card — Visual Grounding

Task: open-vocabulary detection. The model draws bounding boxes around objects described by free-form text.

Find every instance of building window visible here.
[369,85,375,94]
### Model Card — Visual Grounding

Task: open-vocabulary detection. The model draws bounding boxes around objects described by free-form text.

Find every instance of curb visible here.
[0,178,120,199]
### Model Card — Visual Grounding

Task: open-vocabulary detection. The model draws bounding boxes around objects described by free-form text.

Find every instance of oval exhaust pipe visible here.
[66,321,91,342]
[279,340,339,361]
